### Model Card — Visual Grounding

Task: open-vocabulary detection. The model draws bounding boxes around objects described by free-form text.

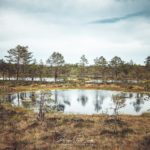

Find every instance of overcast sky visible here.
[0,0,150,64]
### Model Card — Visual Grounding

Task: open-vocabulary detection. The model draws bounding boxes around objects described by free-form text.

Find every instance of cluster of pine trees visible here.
[0,45,150,82]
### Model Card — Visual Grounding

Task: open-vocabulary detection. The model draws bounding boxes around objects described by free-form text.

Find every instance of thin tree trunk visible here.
[54,68,58,83]
[16,67,19,81]
[2,72,5,81]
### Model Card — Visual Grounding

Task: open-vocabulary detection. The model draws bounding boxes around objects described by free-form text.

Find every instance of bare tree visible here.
[37,91,52,121]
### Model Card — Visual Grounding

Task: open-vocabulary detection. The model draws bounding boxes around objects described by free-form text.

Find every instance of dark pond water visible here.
[0,89,150,115]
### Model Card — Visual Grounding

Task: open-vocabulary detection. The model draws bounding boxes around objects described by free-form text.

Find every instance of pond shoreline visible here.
[0,81,150,95]
[1,82,150,116]
[1,81,150,149]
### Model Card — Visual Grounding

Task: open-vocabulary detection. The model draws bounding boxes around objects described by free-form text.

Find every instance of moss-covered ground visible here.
[0,104,150,150]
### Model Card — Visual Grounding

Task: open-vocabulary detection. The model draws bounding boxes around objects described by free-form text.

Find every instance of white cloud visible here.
[0,0,150,64]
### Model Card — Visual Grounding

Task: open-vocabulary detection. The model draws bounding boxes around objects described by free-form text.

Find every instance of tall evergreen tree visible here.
[145,56,150,69]
[80,55,88,66]
[47,52,65,82]
[94,56,107,80]
[5,45,32,80]
[110,56,123,80]
[0,59,7,80]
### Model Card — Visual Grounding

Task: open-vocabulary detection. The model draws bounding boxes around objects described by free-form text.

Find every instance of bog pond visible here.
[0,89,150,115]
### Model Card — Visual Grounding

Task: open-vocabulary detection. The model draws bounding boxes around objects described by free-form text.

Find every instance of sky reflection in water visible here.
[0,90,150,115]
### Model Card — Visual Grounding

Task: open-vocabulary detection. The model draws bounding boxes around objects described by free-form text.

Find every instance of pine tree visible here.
[5,45,32,80]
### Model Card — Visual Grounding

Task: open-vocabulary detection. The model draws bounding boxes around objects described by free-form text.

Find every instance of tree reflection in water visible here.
[20,92,26,100]
[50,90,65,112]
[8,94,16,103]
[77,95,88,106]
[37,91,52,121]
[62,94,70,106]
[0,94,16,104]
[94,91,105,112]
[133,93,145,112]
[19,92,37,109]
[111,92,126,116]
[29,92,36,102]
[54,90,58,104]
[1,90,150,115]
[7,94,14,103]
[129,93,133,98]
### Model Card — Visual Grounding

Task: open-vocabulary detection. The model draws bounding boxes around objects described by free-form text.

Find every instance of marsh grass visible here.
[0,104,150,150]
[0,81,150,96]
[141,112,150,117]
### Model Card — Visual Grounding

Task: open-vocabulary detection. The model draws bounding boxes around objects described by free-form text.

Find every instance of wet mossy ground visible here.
[0,81,149,95]
[0,104,150,150]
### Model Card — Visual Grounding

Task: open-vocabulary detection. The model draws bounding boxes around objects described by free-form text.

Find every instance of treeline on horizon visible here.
[0,45,150,83]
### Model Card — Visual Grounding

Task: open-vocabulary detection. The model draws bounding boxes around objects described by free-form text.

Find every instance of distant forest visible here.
[0,45,150,83]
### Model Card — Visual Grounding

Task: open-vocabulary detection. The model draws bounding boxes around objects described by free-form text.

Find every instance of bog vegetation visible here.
[0,45,149,86]
[0,45,150,150]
